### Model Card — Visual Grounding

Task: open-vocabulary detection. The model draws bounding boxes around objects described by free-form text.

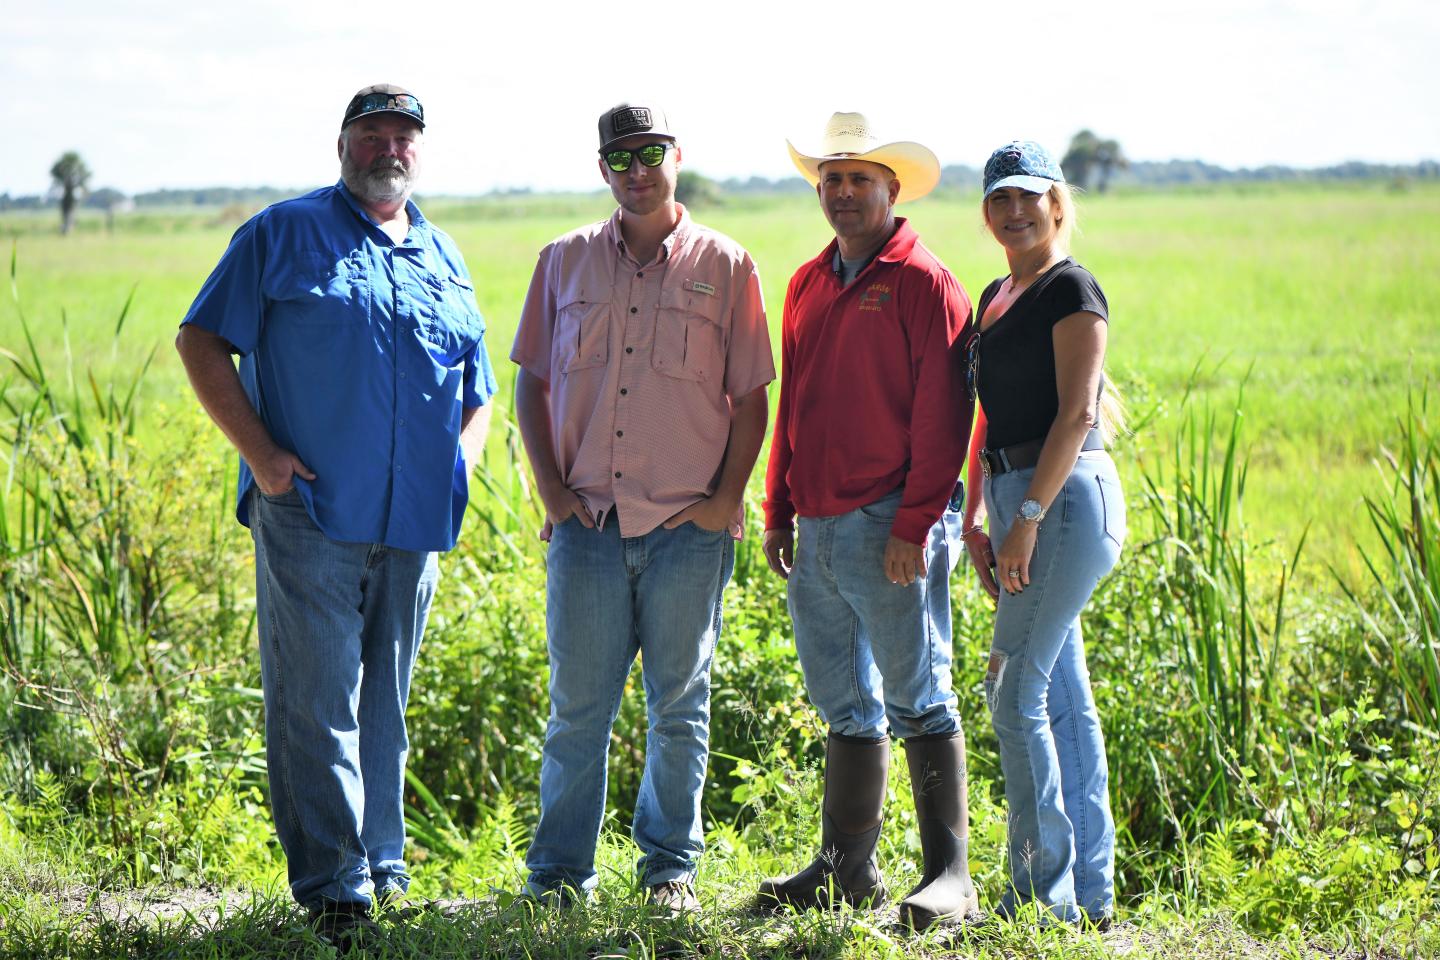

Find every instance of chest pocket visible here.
[271,252,371,325]
[419,273,485,364]
[554,295,611,374]
[653,283,724,383]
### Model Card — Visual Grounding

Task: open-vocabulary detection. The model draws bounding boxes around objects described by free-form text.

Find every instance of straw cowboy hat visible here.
[787,112,941,204]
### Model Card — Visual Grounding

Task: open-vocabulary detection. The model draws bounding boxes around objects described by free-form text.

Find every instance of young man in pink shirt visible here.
[510,103,774,913]
[758,112,978,930]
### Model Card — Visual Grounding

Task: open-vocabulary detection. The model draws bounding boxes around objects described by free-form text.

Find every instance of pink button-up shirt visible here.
[511,206,774,538]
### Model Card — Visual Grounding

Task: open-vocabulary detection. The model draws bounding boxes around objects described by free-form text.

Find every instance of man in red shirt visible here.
[758,112,977,930]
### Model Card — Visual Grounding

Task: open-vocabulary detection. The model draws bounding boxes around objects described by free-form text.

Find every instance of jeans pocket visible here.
[1095,473,1127,548]
[857,489,903,523]
[260,486,301,504]
[687,519,727,537]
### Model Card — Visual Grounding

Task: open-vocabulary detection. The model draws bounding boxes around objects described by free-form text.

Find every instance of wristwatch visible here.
[1017,498,1046,525]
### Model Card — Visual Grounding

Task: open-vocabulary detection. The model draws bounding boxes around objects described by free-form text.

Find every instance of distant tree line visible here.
[0,184,315,213]
[1118,157,1440,186]
[128,186,317,207]
[716,156,1439,196]
[7,141,1438,225]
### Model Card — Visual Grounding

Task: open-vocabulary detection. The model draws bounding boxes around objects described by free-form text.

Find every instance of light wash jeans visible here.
[250,487,439,911]
[525,516,734,896]
[788,489,964,740]
[983,452,1125,922]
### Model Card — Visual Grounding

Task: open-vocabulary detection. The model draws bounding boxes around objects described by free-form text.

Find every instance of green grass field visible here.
[5,183,1437,574]
[2,185,1438,958]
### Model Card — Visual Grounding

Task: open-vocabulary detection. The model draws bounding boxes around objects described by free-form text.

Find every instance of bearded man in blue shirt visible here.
[176,84,496,943]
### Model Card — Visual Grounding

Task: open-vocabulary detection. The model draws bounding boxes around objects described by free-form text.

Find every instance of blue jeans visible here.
[251,488,439,911]
[525,516,734,895]
[788,490,964,740]
[983,453,1125,922]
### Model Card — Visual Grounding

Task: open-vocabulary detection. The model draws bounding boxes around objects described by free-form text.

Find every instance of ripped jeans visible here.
[983,452,1125,922]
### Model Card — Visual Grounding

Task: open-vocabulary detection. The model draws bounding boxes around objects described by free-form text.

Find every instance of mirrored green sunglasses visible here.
[602,142,675,172]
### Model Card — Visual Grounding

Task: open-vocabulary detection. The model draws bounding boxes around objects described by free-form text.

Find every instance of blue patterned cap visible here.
[983,141,1064,196]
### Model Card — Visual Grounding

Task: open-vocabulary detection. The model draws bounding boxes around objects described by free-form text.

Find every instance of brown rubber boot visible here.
[756,732,889,910]
[898,730,980,930]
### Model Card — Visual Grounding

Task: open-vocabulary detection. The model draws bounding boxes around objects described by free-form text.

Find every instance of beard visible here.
[610,177,672,219]
[618,191,664,218]
[341,153,415,205]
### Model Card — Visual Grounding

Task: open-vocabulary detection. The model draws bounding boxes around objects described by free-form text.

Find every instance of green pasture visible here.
[2,185,1439,957]
[4,183,1437,575]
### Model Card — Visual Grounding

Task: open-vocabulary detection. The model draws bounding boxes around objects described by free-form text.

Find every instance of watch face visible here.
[1020,499,1044,521]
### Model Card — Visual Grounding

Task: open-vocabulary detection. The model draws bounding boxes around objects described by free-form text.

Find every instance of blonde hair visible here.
[1097,381,1127,445]
[1048,181,1076,251]
[1062,183,1127,442]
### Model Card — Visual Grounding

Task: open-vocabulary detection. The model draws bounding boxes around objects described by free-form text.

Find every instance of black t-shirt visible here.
[974,258,1109,449]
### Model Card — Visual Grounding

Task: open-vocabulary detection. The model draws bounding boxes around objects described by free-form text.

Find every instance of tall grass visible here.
[1340,390,1440,733]
[1083,366,1311,851]
[0,244,265,882]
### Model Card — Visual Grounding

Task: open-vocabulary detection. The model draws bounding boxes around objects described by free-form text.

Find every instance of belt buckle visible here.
[980,450,992,478]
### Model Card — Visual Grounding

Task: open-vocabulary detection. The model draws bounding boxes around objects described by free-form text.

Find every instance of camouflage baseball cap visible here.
[983,140,1064,196]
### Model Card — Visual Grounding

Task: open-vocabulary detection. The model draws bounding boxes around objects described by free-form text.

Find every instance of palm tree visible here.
[1061,131,1128,193]
[1093,139,1128,194]
[50,152,92,235]
[1061,130,1100,191]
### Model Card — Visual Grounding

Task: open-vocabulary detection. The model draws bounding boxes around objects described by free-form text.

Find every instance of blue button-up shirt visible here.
[181,181,497,552]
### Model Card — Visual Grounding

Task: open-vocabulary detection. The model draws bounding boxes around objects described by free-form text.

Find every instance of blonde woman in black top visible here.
[961,140,1126,926]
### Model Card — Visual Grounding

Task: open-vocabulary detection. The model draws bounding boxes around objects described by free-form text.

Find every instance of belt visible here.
[980,429,1104,478]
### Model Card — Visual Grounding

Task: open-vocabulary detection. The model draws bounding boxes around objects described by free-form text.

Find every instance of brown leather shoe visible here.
[308,901,379,951]
[649,879,701,915]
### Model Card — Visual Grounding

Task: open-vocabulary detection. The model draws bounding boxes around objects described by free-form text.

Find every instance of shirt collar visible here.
[335,179,427,235]
[816,217,918,275]
[874,217,917,262]
[606,202,691,265]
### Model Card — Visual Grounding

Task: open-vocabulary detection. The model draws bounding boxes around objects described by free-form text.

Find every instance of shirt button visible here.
[396,464,404,471]
[399,418,406,427]
[614,471,622,479]
[625,346,633,354]
[636,271,643,278]
[399,371,407,379]
[619,388,628,396]
[616,430,623,437]
[630,306,638,314]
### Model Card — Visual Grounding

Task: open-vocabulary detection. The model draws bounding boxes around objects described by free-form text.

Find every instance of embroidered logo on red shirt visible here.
[858,282,892,313]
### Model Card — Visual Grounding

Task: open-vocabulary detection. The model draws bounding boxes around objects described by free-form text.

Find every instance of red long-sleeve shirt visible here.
[763,219,974,545]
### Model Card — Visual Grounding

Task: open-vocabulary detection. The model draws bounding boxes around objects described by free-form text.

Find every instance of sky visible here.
[3,0,1438,197]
